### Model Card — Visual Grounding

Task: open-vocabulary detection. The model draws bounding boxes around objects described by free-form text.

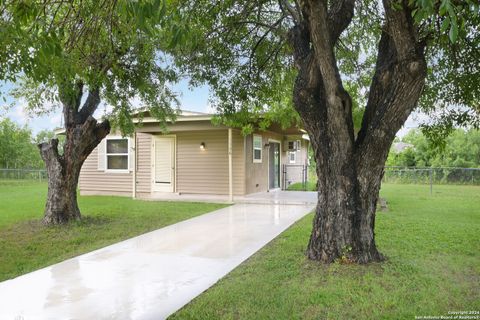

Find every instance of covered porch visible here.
[139,189,317,205]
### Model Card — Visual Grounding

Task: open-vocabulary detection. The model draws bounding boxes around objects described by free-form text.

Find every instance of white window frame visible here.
[253,134,262,163]
[289,151,296,164]
[105,137,130,173]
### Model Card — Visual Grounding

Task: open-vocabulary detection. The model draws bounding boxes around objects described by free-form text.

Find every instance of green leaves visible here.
[411,0,479,44]
[0,0,179,135]
[0,118,45,169]
[448,20,458,43]
[388,127,480,167]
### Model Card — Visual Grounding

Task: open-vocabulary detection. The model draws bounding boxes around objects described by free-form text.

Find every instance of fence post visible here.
[304,165,307,191]
[429,168,433,195]
[305,163,308,191]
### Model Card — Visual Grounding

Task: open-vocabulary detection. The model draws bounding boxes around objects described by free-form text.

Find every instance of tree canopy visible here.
[168,0,479,135]
[387,128,480,168]
[0,0,179,133]
[0,118,49,169]
[164,0,479,263]
[0,0,187,224]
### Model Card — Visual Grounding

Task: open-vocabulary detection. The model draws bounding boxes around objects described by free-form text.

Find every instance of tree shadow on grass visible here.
[1,214,114,238]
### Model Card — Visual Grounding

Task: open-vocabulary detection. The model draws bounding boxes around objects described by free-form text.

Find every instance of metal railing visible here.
[283,164,309,190]
[0,169,47,182]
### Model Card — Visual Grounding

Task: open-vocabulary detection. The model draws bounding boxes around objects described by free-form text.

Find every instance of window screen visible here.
[253,135,262,163]
[106,139,128,170]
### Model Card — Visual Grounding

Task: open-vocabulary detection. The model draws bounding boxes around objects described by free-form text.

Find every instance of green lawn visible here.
[0,180,227,282]
[171,184,480,319]
[287,181,317,191]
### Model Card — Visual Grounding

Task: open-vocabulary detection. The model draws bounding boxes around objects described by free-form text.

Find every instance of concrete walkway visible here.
[0,201,315,319]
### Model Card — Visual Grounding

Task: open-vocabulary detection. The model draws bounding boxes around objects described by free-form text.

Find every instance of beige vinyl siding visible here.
[286,137,308,165]
[79,145,132,196]
[135,133,152,194]
[232,130,246,195]
[79,127,246,197]
[283,137,309,187]
[79,119,310,197]
[175,129,245,195]
[245,131,284,194]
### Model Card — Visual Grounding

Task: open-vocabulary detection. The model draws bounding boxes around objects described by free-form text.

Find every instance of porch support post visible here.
[132,131,137,199]
[228,128,233,202]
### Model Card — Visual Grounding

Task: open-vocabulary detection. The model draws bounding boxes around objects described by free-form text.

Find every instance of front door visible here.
[152,136,175,192]
[269,142,280,189]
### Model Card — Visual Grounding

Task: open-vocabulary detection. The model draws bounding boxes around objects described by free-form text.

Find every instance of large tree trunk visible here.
[306,140,386,263]
[38,83,110,225]
[288,0,427,263]
[40,139,81,224]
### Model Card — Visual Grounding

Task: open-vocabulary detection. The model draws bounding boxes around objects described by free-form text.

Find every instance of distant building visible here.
[392,142,414,153]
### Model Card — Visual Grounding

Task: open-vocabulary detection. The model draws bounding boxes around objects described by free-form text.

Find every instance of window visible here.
[253,135,262,163]
[287,140,301,151]
[288,141,296,151]
[289,151,296,164]
[106,138,129,170]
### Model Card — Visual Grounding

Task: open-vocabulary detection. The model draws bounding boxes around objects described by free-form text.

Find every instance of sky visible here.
[1,79,421,137]
[0,79,211,134]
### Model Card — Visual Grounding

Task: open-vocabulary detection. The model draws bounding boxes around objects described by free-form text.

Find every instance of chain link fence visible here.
[0,169,47,182]
[383,166,480,192]
[1,166,479,188]
[284,166,480,192]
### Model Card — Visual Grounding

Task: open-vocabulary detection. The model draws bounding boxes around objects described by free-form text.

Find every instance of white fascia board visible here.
[132,115,212,123]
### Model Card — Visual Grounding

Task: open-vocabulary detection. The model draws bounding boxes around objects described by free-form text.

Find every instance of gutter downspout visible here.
[132,131,137,199]
[228,128,233,203]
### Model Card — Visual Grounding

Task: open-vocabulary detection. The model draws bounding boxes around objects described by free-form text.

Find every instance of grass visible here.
[171,184,480,319]
[287,181,317,191]
[0,180,227,282]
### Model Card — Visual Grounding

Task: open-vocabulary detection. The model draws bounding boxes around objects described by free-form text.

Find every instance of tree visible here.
[0,118,42,169]
[0,1,178,224]
[169,0,479,263]
[387,129,480,168]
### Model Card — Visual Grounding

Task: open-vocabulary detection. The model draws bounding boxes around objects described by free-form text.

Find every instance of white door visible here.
[152,137,175,192]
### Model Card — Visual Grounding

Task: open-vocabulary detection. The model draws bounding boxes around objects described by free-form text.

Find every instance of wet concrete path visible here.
[0,202,315,319]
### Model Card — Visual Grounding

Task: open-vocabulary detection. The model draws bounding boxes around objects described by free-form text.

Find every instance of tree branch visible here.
[328,0,355,43]
[60,80,84,128]
[38,138,64,171]
[77,88,101,124]
[301,0,356,151]
[279,0,301,24]
[355,0,427,168]
[383,0,420,60]
[307,0,353,122]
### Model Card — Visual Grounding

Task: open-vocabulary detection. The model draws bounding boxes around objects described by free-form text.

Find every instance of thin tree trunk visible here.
[38,83,110,225]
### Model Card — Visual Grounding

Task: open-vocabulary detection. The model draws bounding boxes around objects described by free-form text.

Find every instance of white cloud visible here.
[6,99,28,126]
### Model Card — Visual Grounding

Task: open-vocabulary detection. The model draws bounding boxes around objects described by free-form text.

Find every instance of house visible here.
[79,110,309,201]
[392,141,414,153]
